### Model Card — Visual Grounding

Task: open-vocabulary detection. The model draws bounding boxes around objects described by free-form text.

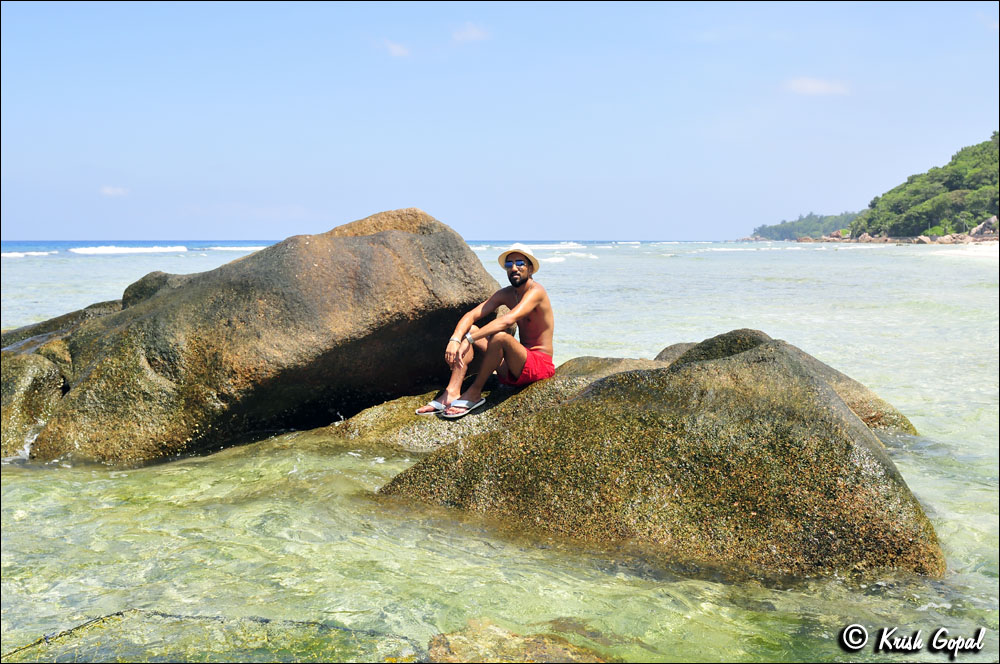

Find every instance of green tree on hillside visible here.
[849,132,999,237]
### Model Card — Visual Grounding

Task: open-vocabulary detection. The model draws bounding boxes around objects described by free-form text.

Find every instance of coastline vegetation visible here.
[849,131,999,238]
[752,212,859,240]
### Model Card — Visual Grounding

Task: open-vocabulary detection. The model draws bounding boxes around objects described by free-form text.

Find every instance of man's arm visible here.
[464,288,542,342]
[450,290,508,339]
[444,290,507,367]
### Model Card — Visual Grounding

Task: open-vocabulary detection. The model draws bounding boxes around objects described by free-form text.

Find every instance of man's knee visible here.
[488,331,513,347]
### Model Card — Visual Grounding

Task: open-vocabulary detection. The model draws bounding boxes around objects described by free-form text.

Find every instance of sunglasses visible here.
[504,259,527,269]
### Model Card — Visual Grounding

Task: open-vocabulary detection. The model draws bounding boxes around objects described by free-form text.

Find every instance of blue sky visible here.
[2,1,998,241]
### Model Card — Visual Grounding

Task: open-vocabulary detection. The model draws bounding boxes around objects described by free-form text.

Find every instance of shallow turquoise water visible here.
[2,239,998,661]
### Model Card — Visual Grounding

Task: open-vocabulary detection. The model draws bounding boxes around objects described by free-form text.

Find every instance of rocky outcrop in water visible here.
[1,209,500,463]
[378,329,942,578]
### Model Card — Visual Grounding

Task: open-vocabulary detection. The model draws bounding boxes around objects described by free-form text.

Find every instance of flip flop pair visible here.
[440,398,486,420]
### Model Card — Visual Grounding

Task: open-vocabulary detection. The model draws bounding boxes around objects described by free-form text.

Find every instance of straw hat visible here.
[497,243,540,273]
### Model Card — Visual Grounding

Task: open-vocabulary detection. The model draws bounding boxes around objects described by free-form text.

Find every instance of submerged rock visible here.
[2,208,500,463]
[1,609,422,663]
[379,330,943,578]
[428,619,608,663]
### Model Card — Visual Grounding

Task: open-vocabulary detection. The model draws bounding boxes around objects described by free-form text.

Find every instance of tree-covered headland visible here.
[752,212,859,240]
[849,132,998,238]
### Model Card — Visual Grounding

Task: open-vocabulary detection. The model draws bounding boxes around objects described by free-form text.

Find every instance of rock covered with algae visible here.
[378,329,943,578]
[1,208,501,463]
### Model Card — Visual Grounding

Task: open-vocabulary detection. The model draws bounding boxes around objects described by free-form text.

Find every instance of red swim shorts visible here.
[498,349,555,387]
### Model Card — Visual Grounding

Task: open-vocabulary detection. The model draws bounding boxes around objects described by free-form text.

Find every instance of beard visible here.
[508,272,527,287]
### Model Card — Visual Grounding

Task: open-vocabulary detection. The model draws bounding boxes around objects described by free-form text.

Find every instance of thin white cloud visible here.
[383,39,410,57]
[453,22,489,42]
[784,77,850,96]
[977,12,999,32]
[99,185,128,197]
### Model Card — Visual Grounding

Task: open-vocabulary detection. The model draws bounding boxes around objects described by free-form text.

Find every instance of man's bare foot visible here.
[415,390,459,415]
[441,397,487,419]
[442,390,483,417]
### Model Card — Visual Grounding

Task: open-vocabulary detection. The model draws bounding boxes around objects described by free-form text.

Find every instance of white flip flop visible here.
[440,398,486,419]
[415,399,450,415]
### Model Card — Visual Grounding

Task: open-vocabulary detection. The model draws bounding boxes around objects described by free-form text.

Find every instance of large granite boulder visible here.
[2,209,501,463]
[379,330,943,578]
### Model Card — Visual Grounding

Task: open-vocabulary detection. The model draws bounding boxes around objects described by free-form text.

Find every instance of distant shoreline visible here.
[736,234,999,245]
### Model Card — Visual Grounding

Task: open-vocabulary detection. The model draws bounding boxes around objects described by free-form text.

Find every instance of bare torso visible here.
[501,280,554,356]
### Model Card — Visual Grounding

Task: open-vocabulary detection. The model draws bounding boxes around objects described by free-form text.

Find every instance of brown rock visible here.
[970,216,997,236]
[380,329,942,578]
[5,209,502,463]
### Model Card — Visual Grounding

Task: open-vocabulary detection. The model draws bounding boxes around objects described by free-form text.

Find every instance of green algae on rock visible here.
[379,330,944,578]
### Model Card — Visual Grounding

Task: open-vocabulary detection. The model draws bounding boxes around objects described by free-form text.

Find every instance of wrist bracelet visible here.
[448,337,460,344]
[465,332,475,344]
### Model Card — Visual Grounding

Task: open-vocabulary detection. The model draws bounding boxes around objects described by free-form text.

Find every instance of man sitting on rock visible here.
[415,243,555,419]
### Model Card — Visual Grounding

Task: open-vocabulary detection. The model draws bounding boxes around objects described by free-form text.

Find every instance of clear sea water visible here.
[2,238,998,661]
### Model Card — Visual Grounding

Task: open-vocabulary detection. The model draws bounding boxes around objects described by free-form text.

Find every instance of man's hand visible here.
[445,339,468,369]
[451,339,471,369]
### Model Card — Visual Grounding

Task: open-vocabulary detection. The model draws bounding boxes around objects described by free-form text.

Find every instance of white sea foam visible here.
[522,242,586,251]
[69,245,189,255]
[699,247,762,252]
[828,243,896,250]
[206,246,267,252]
[1,251,58,258]
[543,256,566,263]
[931,243,999,260]
[554,252,599,259]
[700,246,813,252]
[473,241,586,252]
